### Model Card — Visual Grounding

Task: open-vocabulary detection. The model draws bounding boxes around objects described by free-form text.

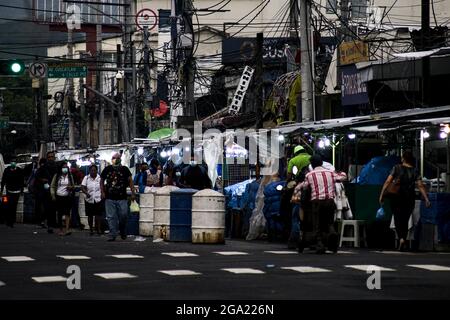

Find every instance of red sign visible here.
[135,9,158,31]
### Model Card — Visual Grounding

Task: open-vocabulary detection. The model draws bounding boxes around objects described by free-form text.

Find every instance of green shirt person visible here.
[287,145,311,182]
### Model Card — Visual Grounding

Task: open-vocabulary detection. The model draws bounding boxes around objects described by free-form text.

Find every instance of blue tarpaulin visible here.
[357,156,401,185]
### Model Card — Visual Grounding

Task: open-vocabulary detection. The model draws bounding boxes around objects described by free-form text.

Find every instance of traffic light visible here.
[0,59,25,76]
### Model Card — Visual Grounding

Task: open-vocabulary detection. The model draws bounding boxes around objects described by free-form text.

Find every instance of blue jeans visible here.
[289,204,301,242]
[105,199,128,238]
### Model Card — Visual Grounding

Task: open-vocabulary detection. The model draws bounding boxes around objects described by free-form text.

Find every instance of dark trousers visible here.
[5,192,20,226]
[390,195,415,241]
[311,199,336,248]
[43,192,57,228]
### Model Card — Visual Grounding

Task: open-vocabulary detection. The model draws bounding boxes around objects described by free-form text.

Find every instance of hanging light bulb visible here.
[318,140,325,149]
[137,147,144,155]
[439,131,448,139]
[160,150,167,158]
[278,135,285,142]
[348,133,356,140]
[324,138,331,147]
[444,125,450,134]
[423,131,430,139]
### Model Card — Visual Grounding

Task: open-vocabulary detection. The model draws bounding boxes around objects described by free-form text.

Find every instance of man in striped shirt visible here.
[299,154,347,254]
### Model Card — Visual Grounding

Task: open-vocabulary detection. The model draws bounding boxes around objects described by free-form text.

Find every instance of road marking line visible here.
[94,273,137,279]
[1,256,35,262]
[336,251,357,254]
[221,268,265,274]
[213,251,249,256]
[158,270,202,276]
[57,255,91,260]
[264,251,297,255]
[344,265,396,272]
[107,254,144,259]
[32,276,67,283]
[0,281,5,287]
[407,264,450,271]
[161,252,199,257]
[281,266,332,273]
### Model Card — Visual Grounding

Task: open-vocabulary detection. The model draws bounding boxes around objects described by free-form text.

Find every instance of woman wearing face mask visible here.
[51,161,75,236]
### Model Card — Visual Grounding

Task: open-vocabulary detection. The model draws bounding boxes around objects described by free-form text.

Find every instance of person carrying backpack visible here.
[379,151,431,251]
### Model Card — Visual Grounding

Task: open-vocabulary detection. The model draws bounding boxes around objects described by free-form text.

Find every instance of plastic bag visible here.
[130,200,140,213]
[376,207,385,220]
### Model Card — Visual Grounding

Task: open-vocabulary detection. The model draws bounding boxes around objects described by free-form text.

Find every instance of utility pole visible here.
[288,0,300,73]
[121,0,131,142]
[300,0,313,121]
[255,32,264,129]
[67,27,75,148]
[79,77,87,148]
[422,0,431,107]
[183,0,195,118]
[143,26,153,134]
[96,2,104,145]
[116,44,122,143]
[131,45,137,138]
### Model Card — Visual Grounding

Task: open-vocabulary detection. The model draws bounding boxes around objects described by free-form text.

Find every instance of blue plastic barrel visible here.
[127,212,140,235]
[169,188,198,241]
[23,192,35,224]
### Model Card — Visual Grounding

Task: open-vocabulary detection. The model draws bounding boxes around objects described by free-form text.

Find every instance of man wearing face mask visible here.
[1,158,24,227]
[179,155,212,191]
[100,152,136,241]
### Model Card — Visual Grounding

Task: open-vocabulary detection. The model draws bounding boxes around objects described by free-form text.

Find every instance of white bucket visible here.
[153,186,178,240]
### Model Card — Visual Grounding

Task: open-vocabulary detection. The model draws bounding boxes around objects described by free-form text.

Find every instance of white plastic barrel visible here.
[192,189,226,244]
[139,190,157,236]
[153,186,179,240]
[78,192,89,229]
[15,194,24,224]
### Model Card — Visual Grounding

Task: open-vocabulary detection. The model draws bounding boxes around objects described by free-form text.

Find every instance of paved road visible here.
[0,224,449,300]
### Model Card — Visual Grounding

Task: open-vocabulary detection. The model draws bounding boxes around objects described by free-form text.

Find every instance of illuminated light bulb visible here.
[137,147,144,155]
[423,131,430,139]
[348,133,356,139]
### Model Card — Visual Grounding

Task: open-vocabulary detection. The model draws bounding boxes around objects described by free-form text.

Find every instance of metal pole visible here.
[422,0,431,107]
[131,45,137,139]
[68,28,75,148]
[79,77,86,148]
[420,129,424,179]
[288,0,299,73]
[446,136,450,192]
[300,0,313,121]
[184,0,195,117]
[255,32,264,129]
[97,3,104,145]
[332,133,336,168]
[143,26,152,134]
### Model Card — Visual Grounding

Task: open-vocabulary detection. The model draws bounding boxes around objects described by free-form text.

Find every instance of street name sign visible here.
[48,62,87,78]
[0,116,9,129]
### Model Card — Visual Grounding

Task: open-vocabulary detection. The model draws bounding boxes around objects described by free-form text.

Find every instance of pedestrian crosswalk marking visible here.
[373,251,415,255]
[161,252,199,257]
[107,254,144,259]
[158,270,202,276]
[281,266,332,273]
[0,281,5,287]
[1,256,35,262]
[222,268,265,274]
[94,273,137,279]
[335,251,357,254]
[32,276,67,283]
[213,251,249,256]
[344,265,396,272]
[57,255,91,260]
[407,264,450,271]
[264,251,297,255]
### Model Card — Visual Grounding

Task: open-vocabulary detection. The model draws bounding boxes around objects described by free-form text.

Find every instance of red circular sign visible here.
[135,9,158,31]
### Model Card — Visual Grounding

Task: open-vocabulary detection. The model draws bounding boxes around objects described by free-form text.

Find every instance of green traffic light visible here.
[10,62,22,73]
